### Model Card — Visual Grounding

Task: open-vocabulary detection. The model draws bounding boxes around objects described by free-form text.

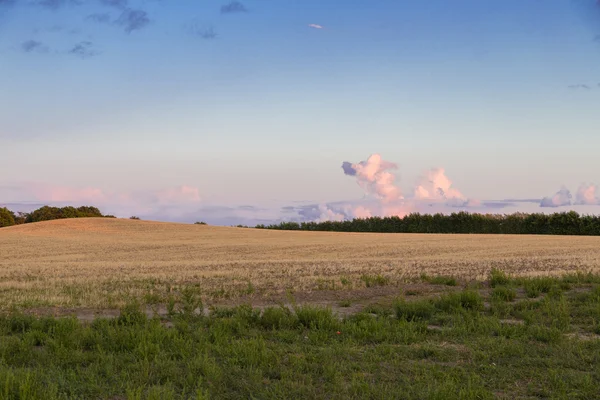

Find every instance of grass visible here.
[421,274,458,286]
[1,278,600,399]
[360,274,390,288]
[492,286,517,302]
[2,218,600,310]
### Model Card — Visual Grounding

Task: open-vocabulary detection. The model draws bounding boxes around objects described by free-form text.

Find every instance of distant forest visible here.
[0,206,114,227]
[255,211,600,236]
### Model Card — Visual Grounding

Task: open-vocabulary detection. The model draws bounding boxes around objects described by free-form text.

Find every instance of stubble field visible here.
[2,218,600,399]
[1,217,600,312]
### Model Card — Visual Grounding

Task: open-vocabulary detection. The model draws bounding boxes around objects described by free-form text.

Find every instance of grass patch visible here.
[489,268,511,287]
[394,298,435,321]
[338,300,352,308]
[521,277,556,298]
[1,278,600,398]
[434,290,484,312]
[421,274,458,286]
[491,286,517,302]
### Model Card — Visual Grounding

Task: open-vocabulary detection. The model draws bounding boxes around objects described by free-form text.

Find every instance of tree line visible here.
[255,211,600,236]
[0,206,114,228]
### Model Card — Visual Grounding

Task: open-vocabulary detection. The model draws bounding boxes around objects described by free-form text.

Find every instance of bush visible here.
[194,221,207,225]
[130,216,141,220]
[0,207,16,227]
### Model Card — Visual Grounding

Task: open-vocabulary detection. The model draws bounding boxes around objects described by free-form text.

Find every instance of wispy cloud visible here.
[220,1,247,14]
[99,0,127,9]
[33,25,81,35]
[86,12,112,24]
[68,41,97,58]
[308,23,323,29]
[186,21,218,39]
[32,0,81,10]
[115,8,150,33]
[21,40,49,53]
[568,84,592,90]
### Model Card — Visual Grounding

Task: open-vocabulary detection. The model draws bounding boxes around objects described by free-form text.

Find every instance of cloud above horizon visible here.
[2,183,203,218]
[540,184,600,207]
[335,154,478,220]
[220,1,246,14]
[21,39,49,53]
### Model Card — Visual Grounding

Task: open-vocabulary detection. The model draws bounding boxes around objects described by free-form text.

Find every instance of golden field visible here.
[1,218,600,310]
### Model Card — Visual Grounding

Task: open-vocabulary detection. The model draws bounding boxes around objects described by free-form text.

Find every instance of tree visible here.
[0,207,16,228]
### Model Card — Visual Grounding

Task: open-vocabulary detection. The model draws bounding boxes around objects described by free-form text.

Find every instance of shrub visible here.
[0,207,16,228]
[130,216,141,220]
[194,221,208,225]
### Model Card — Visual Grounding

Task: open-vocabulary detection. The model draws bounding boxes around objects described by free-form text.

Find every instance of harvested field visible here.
[1,218,600,310]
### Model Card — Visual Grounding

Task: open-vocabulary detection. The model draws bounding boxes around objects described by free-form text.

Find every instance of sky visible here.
[1,0,600,225]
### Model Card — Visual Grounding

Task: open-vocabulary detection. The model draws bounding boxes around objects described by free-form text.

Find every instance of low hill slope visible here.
[1,218,600,309]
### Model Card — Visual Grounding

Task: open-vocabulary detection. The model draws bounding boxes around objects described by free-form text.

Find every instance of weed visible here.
[294,305,340,331]
[338,300,352,308]
[340,277,351,286]
[361,274,389,288]
[489,268,511,287]
[522,277,555,298]
[394,298,435,321]
[491,286,516,302]
[422,275,458,286]
[435,290,484,312]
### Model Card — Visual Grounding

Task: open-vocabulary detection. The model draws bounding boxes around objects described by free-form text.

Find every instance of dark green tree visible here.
[0,207,16,228]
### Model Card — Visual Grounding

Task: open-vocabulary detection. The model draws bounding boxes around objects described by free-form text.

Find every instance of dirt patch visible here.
[500,319,525,326]
[565,332,600,342]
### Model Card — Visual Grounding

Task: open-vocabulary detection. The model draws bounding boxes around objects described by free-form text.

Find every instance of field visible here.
[2,218,600,399]
[1,218,600,313]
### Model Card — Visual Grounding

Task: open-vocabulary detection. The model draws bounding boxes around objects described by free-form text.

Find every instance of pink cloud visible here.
[8,183,203,218]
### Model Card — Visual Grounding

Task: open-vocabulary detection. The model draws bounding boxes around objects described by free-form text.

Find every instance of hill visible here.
[1,218,600,310]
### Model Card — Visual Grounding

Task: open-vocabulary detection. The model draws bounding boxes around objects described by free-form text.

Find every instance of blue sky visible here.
[1,0,600,224]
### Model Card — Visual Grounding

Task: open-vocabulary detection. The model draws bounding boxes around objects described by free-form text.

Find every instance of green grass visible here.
[492,286,517,302]
[1,273,600,399]
[420,274,458,286]
[360,274,390,288]
[489,268,511,288]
